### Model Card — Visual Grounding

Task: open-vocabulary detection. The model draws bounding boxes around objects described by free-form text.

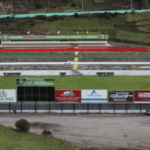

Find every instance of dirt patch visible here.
[30,122,62,130]
[0,114,150,150]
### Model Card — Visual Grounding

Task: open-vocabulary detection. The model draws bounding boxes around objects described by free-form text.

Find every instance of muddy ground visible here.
[0,114,150,150]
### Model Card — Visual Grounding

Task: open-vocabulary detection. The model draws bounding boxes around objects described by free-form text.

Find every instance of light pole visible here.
[131,0,133,10]
[82,0,83,12]
[11,0,13,15]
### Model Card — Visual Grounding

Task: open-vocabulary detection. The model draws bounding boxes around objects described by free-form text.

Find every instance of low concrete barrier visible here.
[1,70,150,76]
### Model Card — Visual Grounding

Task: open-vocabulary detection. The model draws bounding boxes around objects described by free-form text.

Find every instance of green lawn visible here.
[0,125,76,150]
[1,76,150,90]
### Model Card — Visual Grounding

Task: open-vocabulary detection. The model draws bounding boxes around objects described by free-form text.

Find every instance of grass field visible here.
[0,125,76,150]
[1,76,150,104]
[1,76,150,90]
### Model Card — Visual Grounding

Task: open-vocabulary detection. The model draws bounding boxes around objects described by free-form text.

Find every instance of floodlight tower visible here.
[11,0,13,15]
[131,0,133,10]
[82,0,83,12]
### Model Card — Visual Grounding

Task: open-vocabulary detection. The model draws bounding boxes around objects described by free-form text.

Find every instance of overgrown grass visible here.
[29,6,81,14]
[126,12,150,22]
[117,31,150,43]
[0,125,75,150]
[29,0,112,14]
[75,0,112,11]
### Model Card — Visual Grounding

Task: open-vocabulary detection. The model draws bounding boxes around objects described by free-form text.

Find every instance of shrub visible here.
[30,23,34,26]
[91,13,98,18]
[131,10,135,14]
[71,3,77,7]
[52,15,60,20]
[74,13,79,18]
[60,16,65,20]
[35,0,42,9]
[35,15,47,20]
[15,119,31,132]
[42,129,52,136]
[47,17,53,22]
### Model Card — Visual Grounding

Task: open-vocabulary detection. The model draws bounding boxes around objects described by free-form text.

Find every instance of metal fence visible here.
[0,9,150,18]
[0,103,150,113]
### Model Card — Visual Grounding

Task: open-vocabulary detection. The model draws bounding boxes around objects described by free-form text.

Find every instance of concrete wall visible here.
[1,70,150,76]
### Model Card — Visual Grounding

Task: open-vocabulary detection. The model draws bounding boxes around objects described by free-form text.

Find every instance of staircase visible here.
[72,70,83,76]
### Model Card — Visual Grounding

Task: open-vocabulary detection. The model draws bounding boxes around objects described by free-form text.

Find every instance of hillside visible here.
[0,0,150,14]
[0,11,150,45]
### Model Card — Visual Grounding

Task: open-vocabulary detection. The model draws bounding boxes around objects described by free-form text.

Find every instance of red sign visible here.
[55,90,81,103]
[37,36,45,38]
[23,36,36,38]
[135,90,150,103]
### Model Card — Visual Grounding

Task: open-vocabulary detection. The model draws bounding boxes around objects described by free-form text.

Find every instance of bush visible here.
[35,15,47,20]
[60,16,64,20]
[52,15,60,20]
[91,13,98,18]
[131,10,135,14]
[71,3,77,7]
[30,23,34,26]
[42,129,52,136]
[35,0,42,9]
[15,119,31,132]
[74,13,79,18]
[47,17,53,22]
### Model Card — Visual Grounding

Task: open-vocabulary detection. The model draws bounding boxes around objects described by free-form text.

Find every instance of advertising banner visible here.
[81,90,107,103]
[55,90,81,103]
[4,73,21,77]
[135,90,150,103]
[132,66,150,69]
[108,90,134,103]
[16,78,55,86]
[0,35,110,40]
[0,89,16,102]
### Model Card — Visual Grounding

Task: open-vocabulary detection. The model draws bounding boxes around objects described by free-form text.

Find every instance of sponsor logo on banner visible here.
[108,90,134,103]
[0,89,16,102]
[55,90,81,103]
[135,90,150,103]
[16,78,55,86]
[3,35,8,40]
[81,90,107,103]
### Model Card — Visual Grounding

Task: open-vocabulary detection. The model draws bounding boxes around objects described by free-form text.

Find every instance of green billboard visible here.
[16,78,55,86]
[0,35,109,40]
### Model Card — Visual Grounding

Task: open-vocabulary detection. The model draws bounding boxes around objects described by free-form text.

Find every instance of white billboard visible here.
[0,89,16,102]
[81,90,107,103]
